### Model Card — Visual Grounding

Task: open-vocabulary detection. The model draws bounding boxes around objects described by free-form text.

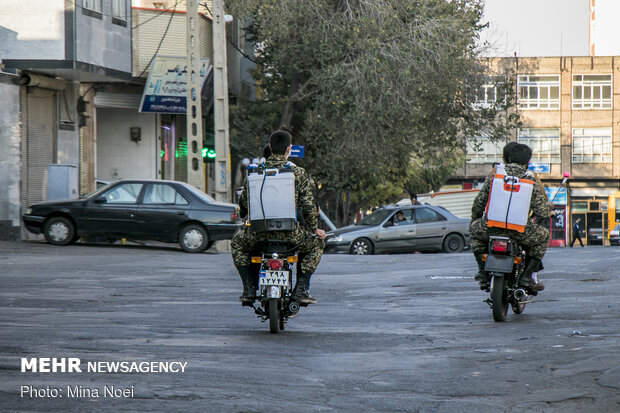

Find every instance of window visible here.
[517,128,561,163]
[413,208,446,224]
[102,183,143,204]
[83,0,102,13]
[572,74,612,109]
[112,0,127,20]
[389,210,414,226]
[143,184,189,205]
[572,128,612,163]
[517,75,560,109]
[466,136,504,164]
[474,79,506,109]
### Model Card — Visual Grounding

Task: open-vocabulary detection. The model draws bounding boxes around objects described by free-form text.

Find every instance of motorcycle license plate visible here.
[259,270,290,287]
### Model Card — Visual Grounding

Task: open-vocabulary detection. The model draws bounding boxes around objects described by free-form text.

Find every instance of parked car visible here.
[609,223,620,246]
[587,226,604,245]
[325,204,470,255]
[22,180,242,253]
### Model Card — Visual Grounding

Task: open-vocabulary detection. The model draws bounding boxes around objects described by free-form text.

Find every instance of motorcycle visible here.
[245,235,326,334]
[482,235,538,322]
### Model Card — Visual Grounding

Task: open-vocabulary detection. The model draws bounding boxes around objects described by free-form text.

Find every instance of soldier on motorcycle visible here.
[470,143,551,292]
[231,130,326,305]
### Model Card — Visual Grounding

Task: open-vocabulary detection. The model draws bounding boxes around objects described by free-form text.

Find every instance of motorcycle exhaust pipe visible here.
[514,289,528,301]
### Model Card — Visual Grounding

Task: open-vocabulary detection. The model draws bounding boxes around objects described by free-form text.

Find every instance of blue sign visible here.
[139,56,211,114]
[289,145,304,158]
[528,162,550,173]
[545,187,567,205]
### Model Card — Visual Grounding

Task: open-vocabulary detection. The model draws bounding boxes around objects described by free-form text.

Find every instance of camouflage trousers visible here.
[469,218,550,259]
[231,225,325,275]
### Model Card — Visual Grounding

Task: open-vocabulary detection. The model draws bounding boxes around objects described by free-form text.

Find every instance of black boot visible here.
[473,253,490,291]
[237,266,256,304]
[292,272,317,305]
[519,257,545,292]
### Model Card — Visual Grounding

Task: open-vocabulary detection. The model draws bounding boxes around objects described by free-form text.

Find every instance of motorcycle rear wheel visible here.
[491,275,508,322]
[268,298,280,334]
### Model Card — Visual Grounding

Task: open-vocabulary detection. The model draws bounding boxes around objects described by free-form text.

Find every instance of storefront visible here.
[569,188,619,246]
[543,187,567,247]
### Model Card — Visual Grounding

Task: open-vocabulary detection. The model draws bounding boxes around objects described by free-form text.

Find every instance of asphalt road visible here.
[1,240,620,412]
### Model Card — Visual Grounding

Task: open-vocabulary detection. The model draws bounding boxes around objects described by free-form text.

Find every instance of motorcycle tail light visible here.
[231,213,239,220]
[251,256,262,263]
[286,256,298,263]
[491,240,509,253]
[267,259,283,270]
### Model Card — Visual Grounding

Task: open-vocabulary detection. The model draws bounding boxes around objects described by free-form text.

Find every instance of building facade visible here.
[455,56,620,245]
[0,0,132,240]
[0,0,249,240]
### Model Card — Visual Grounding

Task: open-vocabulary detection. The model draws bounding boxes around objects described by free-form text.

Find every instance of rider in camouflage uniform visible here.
[231,130,326,305]
[470,143,550,292]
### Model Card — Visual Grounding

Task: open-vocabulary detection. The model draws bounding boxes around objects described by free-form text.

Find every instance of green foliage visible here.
[227,0,519,226]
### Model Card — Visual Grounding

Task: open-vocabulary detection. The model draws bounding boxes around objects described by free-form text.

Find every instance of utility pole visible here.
[212,0,232,202]
[186,0,204,190]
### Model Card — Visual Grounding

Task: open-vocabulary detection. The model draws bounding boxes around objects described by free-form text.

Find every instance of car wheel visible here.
[43,216,76,246]
[443,234,464,253]
[350,238,372,255]
[179,224,209,253]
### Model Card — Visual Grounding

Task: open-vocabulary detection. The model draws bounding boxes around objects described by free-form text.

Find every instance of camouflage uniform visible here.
[231,155,325,274]
[470,163,550,259]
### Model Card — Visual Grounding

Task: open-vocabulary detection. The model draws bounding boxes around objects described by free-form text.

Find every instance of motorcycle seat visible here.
[254,240,297,254]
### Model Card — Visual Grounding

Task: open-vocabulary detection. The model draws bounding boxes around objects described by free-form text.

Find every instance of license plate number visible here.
[259,270,290,287]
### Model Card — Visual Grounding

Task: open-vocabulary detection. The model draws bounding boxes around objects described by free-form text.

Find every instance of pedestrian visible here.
[570,217,584,247]
[410,193,420,205]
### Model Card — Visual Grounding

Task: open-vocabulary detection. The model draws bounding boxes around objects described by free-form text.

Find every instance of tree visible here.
[227,0,518,226]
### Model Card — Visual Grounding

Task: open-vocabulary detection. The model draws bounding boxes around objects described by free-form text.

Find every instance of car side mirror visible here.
[384,221,394,227]
[94,196,107,204]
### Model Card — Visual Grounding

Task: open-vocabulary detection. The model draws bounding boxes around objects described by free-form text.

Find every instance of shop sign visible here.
[139,56,211,114]
[528,163,550,173]
[545,187,567,205]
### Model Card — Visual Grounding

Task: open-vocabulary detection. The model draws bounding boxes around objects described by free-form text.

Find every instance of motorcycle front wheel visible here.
[268,298,280,334]
[490,275,508,322]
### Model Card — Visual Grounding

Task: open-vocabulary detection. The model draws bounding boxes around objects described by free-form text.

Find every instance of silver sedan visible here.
[325,205,470,255]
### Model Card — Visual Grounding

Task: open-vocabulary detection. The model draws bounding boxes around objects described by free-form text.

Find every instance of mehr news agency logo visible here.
[19,357,188,399]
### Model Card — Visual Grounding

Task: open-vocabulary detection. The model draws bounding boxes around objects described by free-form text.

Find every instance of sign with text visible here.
[528,162,550,174]
[289,145,304,158]
[139,56,211,114]
[545,187,567,205]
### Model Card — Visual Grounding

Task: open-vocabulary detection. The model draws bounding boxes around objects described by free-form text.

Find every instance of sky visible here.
[479,0,590,57]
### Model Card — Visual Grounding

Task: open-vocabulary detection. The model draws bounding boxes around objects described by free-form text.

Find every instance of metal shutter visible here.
[20,87,56,239]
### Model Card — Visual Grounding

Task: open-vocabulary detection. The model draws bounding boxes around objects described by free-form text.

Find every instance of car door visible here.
[374,209,417,252]
[135,183,191,240]
[82,182,144,236]
[412,207,448,249]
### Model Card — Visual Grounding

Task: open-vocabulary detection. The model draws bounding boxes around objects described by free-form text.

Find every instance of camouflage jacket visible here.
[471,163,551,222]
[239,155,318,231]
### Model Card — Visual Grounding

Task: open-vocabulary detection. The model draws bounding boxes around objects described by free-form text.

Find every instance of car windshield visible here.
[181,183,216,203]
[355,209,392,226]
[81,184,111,199]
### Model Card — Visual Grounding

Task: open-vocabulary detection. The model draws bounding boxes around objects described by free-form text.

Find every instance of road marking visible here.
[427,275,473,279]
